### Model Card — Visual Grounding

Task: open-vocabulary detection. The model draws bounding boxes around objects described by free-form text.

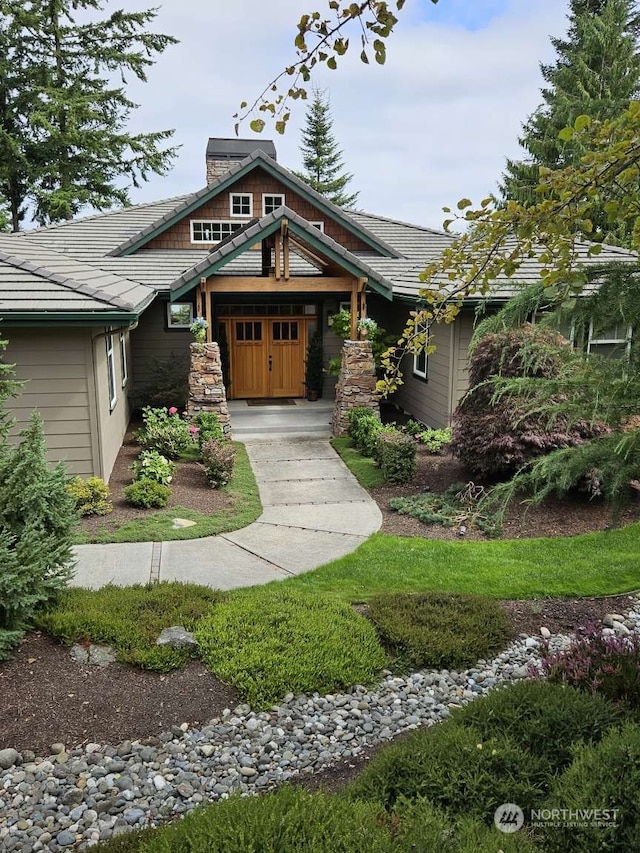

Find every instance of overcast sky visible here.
[119,0,571,230]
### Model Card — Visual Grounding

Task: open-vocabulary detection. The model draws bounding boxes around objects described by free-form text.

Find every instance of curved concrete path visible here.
[71,403,382,590]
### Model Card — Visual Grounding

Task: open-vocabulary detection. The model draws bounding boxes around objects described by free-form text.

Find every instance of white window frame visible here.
[167,302,194,329]
[412,319,429,381]
[190,220,242,244]
[310,221,325,233]
[119,331,128,387]
[587,320,632,357]
[106,331,117,411]
[229,192,252,217]
[262,193,285,216]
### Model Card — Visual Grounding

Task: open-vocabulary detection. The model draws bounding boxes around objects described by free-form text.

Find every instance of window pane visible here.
[168,303,192,327]
[273,322,281,341]
[253,322,262,341]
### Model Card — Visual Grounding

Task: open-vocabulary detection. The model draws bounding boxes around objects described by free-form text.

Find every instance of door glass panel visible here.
[290,321,299,341]
[273,322,281,341]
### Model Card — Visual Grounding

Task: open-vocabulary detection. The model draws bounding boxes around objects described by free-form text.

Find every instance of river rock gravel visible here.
[1,599,639,852]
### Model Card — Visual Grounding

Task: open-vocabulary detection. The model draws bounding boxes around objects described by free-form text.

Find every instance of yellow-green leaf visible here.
[249,119,265,134]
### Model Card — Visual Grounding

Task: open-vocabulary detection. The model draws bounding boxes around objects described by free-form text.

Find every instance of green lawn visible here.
[283,526,640,601]
[73,442,261,544]
[330,436,385,488]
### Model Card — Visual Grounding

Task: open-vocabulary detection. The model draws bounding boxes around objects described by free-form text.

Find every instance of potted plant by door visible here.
[305,331,324,401]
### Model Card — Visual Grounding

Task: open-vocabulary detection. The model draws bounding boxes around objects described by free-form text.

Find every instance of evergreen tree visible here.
[0,0,178,230]
[293,88,359,208]
[501,0,640,238]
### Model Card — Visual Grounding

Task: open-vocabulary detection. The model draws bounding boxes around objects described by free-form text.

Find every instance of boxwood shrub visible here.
[367,592,511,671]
[195,587,386,707]
[374,430,416,484]
[348,406,384,456]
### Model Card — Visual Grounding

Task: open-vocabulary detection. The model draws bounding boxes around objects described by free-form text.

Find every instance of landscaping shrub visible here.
[201,437,235,487]
[540,722,640,853]
[389,481,500,536]
[123,477,171,509]
[95,786,396,853]
[540,624,640,710]
[367,592,511,671]
[0,413,76,659]
[192,411,224,451]
[130,449,176,485]
[136,405,192,459]
[419,427,453,453]
[451,680,626,771]
[453,325,606,477]
[348,406,384,456]
[195,587,386,707]
[36,582,220,671]
[374,429,417,484]
[67,476,112,516]
[348,721,553,824]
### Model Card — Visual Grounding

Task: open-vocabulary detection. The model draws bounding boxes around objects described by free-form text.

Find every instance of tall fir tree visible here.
[293,88,359,208]
[0,0,178,230]
[501,0,640,241]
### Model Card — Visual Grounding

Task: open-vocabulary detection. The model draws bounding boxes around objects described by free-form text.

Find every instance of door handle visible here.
[268,355,272,372]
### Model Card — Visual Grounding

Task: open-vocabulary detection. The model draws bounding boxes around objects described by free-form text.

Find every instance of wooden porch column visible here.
[195,279,204,318]
[201,276,213,343]
[358,278,367,322]
[282,219,290,280]
[350,279,358,340]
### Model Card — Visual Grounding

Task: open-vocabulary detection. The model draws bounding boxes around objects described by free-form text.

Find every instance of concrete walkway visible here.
[71,401,382,590]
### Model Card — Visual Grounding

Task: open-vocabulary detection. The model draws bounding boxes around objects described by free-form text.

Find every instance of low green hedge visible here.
[195,587,386,707]
[36,583,220,671]
[367,592,511,671]
[374,430,416,484]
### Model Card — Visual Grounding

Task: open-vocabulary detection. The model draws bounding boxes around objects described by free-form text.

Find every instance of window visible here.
[272,321,299,341]
[235,321,263,342]
[262,193,285,215]
[229,193,252,217]
[167,302,193,329]
[106,332,117,410]
[412,320,429,380]
[587,321,632,358]
[190,221,242,243]
[119,331,128,387]
[310,221,325,232]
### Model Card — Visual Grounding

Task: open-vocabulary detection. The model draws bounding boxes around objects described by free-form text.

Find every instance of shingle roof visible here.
[206,137,277,160]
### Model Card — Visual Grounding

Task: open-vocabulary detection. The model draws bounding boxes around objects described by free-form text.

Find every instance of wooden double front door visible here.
[229,317,309,398]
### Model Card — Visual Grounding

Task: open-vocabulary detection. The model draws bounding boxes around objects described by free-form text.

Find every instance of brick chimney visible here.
[205,138,277,184]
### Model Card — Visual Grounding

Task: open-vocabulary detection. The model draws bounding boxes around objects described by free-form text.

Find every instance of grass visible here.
[283,526,640,601]
[331,436,385,488]
[74,442,261,544]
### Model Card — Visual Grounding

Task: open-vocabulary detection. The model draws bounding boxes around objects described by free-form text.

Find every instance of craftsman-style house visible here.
[0,138,634,478]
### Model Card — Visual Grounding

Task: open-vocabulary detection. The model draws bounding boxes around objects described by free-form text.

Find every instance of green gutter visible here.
[0,311,138,326]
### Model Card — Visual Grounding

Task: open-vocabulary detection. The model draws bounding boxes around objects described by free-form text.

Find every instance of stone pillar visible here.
[187,342,232,438]
[332,340,380,436]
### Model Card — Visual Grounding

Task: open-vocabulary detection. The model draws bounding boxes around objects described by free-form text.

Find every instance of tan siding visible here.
[451,312,474,410]
[4,328,97,476]
[392,323,455,428]
[131,298,192,389]
[92,328,130,481]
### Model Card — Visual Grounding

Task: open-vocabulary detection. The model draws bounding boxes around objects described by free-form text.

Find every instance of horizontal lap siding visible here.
[131,298,192,389]
[393,323,454,428]
[93,330,130,482]
[4,329,97,476]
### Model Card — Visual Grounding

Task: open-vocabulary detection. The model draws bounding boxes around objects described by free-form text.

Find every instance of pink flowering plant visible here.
[136,405,192,459]
[539,624,640,710]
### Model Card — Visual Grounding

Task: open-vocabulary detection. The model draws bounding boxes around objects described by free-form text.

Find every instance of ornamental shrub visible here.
[0,413,76,659]
[123,477,171,509]
[374,429,416,484]
[540,624,640,710]
[67,476,113,516]
[541,723,640,853]
[195,587,385,707]
[130,449,175,485]
[201,438,235,487]
[348,721,552,824]
[453,325,607,477]
[419,427,453,453]
[136,405,192,459]
[451,680,625,771]
[367,592,510,671]
[193,411,224,451]
[348,406,383,456]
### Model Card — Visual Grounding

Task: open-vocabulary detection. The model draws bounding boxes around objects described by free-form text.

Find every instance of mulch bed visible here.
[76,428,230,540]
[3,428,639,781]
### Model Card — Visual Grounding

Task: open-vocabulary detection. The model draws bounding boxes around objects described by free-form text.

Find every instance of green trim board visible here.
[0,311,139,325]
[113,151,400,260]
[170,207,394,302]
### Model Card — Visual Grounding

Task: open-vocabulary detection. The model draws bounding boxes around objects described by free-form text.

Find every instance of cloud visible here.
[120,0,570,229]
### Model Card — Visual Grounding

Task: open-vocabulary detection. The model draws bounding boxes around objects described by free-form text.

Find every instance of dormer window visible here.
[310,221,325,233]
[263,193,285,215]
[230,193,252,217]
[190,221,242,243]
